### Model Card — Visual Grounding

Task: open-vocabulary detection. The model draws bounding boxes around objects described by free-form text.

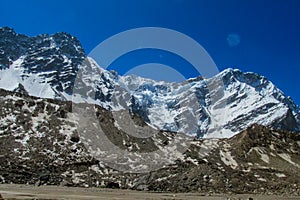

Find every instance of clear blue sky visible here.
[1,0,300,105]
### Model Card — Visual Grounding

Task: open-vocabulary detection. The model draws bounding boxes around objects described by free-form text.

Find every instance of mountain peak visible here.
[0,26,15,34]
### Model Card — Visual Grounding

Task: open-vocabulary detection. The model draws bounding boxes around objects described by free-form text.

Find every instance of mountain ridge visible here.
[0,27,300,138]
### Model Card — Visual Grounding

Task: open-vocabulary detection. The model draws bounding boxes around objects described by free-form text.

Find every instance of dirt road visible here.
[0,184,299,200]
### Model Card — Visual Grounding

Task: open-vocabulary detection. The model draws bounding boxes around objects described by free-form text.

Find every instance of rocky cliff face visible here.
[0,26,85,96]
[0,89,299,194]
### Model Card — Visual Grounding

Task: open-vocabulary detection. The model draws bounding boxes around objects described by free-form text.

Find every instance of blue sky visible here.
[0,0,300,104]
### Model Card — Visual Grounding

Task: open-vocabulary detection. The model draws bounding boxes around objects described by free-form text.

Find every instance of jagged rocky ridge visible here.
[0,27,300,138]
[0,89,299,194]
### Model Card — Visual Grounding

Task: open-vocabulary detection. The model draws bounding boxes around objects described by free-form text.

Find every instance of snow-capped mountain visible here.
[0,27,299,138]
[0,27,300,194]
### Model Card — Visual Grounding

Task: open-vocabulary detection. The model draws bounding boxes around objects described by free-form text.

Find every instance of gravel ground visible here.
[0,184,299,200]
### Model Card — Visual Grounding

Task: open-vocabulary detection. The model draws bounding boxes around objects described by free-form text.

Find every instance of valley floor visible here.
[0,184,299,200]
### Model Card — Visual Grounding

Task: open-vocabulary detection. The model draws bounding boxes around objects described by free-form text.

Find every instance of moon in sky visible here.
[227,33,240,47]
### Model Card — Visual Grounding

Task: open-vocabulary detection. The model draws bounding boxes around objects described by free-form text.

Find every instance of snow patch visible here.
[0,64,55,98]
[249,147,270,164]
[219,150,238,169]
[275,173,286,178]
[278,153,300,168]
